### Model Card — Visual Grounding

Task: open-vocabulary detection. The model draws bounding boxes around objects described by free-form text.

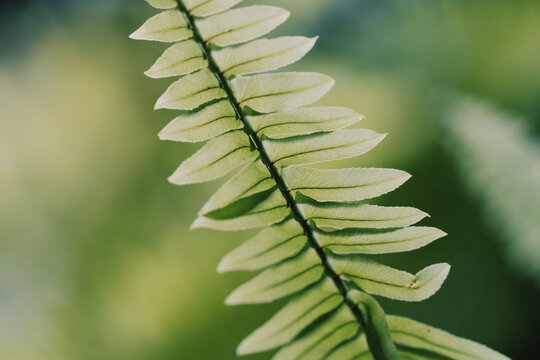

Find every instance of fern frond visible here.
[444,98,540,286]
[131,1,510,359]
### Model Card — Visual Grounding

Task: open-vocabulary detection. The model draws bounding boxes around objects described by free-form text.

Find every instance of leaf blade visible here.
[237,278,343,355]
[155,68,227,110]
[196,6,289,47]
[184,0,244,17]
[130,10,192,42]
[264,129,385,167]
[158,100,242,143]
[225,249,323,305]
[331,256,450,302]
[387,316,510,360]
[299,203,428,230]
[273,306,360,360]
[231,72,335,113]
[218,218,306,272]
[248,106,362,139]
[213,36,317,76]
[325,335,372,360]
[145,0,177,9]
[316,226,447,254]
[168,130,256,185]
[198,159,274,215]
[282,166,410,202]
[191,189,290,231]
[145,40,207,79]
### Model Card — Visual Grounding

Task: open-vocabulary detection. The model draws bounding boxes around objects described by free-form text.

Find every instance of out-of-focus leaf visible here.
[444,98,540,285]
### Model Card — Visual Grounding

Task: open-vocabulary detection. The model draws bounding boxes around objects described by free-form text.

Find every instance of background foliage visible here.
[1,0,539,359]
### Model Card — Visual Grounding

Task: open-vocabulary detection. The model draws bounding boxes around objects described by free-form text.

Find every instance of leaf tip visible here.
[128,29,141,40]
[158,125,175,141]
[436,228,448,239]
[189,217,205,230]
[224,291,241,306]
[144,68,159,79]
[167,171,187,185]
[281,8,292,20]
[216,256,232,273]
[402,171,413,182]
[154,96,166,110]
[236,339,255,356]
[157,129,167,140]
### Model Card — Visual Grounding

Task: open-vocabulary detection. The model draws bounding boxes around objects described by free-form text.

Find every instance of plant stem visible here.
[176,0,368,333]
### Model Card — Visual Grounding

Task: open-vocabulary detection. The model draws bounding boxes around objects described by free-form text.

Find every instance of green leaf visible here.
[196,6,289,47]
[145,0,177,9]
[129,10,192,42]
[387,316,510,360]
[198,159,274,215]
[316,226,447,254]
[330,256,450,302]
[218,218,306,272]
[248,106,362,139]
[184,0,243,17]
[158,100,242,143]
[273,306,360,360]
[191,189,290,231]
[213,36,317,77]
[225,249,323,305]
[237,278,342,355]
[168,130,256,185]
[325,335,372,360]
[264,129,385,167]
[155,68,227,110]
[282,166,410,202]
[231,72,334,113]
[299,202,429,230]
[348,290,399,360]
[145,40,207,79]
[202,187,276,219]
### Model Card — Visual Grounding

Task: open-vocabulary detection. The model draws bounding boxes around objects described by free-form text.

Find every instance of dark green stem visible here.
[175,0,370,342]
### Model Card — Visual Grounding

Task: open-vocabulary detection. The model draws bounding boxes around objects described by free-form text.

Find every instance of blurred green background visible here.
[1,0,539,359]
